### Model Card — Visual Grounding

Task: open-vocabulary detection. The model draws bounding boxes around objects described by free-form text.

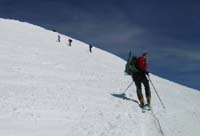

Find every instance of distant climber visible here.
[68,39,72,46]
[89,44,93,53]
[57,35,60,42]
[131,52,151,108]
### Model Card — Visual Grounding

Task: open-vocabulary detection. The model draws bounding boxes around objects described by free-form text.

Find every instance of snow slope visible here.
[0,18,199,136]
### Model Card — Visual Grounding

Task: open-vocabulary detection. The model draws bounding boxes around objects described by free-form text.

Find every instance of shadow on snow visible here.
[111,93,139,104]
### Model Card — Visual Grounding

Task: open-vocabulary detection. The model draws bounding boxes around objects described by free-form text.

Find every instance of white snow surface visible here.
[0,18,200,136]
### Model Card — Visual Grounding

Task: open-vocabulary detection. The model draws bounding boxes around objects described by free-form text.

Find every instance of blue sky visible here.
[0,0,200,90]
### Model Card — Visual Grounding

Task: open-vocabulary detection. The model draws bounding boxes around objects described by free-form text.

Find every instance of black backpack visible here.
[125,52,139,75]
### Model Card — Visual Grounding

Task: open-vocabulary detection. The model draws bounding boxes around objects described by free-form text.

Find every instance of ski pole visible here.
[122,81,134,94]
[147,75,166,109]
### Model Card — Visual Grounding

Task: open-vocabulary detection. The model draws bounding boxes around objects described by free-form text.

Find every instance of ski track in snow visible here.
[0,19,200,136]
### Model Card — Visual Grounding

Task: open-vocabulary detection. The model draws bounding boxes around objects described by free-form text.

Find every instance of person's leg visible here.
[134,79,144,106]
[142,76,151,105]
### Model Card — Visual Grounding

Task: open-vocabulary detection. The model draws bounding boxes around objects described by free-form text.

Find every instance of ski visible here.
[139,104,151,113]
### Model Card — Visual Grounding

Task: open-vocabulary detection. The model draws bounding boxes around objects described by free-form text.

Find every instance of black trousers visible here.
[132,72,151,104]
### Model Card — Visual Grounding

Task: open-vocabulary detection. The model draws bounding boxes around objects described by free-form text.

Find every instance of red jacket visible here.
[137,56,148,72]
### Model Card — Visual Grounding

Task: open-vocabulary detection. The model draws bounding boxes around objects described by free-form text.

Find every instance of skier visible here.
[89,44,93,53]
[57,35,60,42]
[68,39,72,46]
[132,52,151,108]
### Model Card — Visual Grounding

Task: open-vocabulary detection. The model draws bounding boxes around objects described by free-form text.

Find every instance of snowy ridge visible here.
[0,18,199,136]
